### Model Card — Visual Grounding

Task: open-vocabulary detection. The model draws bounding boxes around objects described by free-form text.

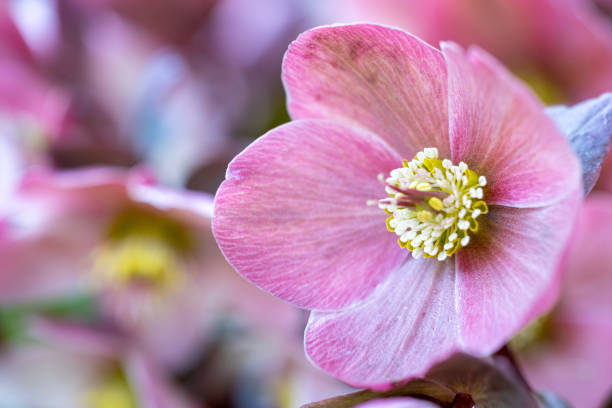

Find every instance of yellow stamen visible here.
[91,208,192,294]
[86,377,136,408]
[377,148,488,261]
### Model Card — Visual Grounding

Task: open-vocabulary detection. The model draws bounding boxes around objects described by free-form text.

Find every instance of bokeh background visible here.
[1,1,612,407]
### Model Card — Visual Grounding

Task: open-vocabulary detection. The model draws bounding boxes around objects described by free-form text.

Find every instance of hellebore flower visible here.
[510,192,612,408]
[213,24,583,387]
[303,353,544,408]
[0,167,299,369]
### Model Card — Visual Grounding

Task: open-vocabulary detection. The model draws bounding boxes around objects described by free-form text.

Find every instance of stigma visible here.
[376,148,488,261]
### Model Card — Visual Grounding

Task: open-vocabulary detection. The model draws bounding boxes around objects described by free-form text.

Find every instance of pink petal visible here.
[456,186,581,355]
[0,4,34,64]
[561,192,612,323]
[442,42,581,207]
[283,24,450,159]
[516,192,612,407]
[28,317,125,358]
[0,168,132,303]
[19,166,133,212]
[124,349,196,408]
[0,61,69,137]
[214,120,405,310]
[517,321,612,408]
[0,212,103,303]
[304,258,459,388]
[356,399,438,408]
[128,182,214,231]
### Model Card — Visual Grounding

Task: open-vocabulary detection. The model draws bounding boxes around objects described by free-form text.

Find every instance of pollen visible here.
[377,147,488,261]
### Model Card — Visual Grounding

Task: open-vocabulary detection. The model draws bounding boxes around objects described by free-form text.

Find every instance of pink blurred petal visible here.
[124,349,196,408]
[128,182,214,231]
[214,120,405,311]
[0,134,25,210]
[29,317,126,358]
[0,222,95,303]
[442,42,581,207]
[305,258,458,388]
[0,61,70,137]
[562,192,612,323]
[356,399,438,408]
[518,321,612,408]
[282,24,450,159]
[515,192,612,407]
[0,3,34,64]
[456,187,581,355]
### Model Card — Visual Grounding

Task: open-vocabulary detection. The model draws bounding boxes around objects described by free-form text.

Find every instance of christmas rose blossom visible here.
[213,24,582,387]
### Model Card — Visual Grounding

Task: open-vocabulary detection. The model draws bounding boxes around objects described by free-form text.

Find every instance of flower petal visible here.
[546,92,612,195]
[128,181,214,230]
[28,317,125,358]
[283,24,450,158]
[517,321,612,408]
[455,187,581,355]
[442,42,581,207]
[356,399,438,408]
[214,120,404,310]
[516,193,612,407]
[304,258,458,388]
[124,349,197,408]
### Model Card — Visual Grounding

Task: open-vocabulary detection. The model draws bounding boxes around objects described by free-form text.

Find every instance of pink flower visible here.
[213,24,582,387]
[0,166,299,370]
[512,191,612,408]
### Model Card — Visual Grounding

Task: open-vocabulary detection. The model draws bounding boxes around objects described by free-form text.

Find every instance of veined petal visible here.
[455,186,581,354]
[214,120,404,311]
[442,42,581,207]
[304,258,458,388]
[283,24,450,159]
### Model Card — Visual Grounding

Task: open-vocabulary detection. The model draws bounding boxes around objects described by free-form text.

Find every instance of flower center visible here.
[91,208,192,293]
[86,374,136,408]
[376,148,488,261]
